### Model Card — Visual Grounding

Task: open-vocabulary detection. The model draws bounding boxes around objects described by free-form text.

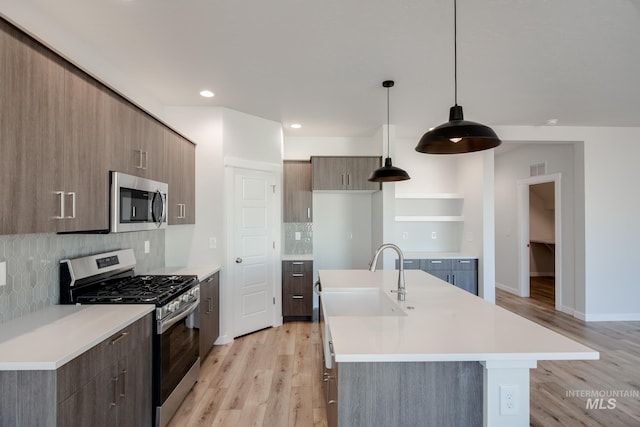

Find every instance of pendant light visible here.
[368,80,411,182]
[415,0,501,154]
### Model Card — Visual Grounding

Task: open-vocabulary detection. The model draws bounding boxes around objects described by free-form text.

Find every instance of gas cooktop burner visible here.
[75,274,198,306]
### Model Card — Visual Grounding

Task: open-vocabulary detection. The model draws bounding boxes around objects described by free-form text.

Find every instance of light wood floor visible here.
[169,284,640,427]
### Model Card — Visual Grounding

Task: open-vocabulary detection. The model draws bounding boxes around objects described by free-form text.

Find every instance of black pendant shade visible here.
[369,157,411,182]
[368,80,410,183]
[415,105,501,154]
[415,0,500,155]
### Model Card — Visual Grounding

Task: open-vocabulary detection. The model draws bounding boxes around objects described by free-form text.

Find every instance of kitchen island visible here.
[318,269,598,427]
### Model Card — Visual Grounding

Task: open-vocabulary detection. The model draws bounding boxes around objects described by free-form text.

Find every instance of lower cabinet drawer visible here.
[283,292,312,317]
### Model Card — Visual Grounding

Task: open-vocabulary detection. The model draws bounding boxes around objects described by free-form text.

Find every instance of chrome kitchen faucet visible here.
[369,243,407,301]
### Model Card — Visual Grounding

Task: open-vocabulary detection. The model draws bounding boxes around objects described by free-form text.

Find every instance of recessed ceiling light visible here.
[546,118,559,126]
[200,90,215,98]
[290,123,302,129]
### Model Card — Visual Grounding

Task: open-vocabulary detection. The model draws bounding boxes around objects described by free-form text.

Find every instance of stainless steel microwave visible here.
[110,171,168,233]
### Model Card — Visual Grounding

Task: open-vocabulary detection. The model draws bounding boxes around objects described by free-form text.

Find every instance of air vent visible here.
[530,162,547,177]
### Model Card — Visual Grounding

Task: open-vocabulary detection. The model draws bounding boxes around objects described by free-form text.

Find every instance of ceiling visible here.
[3,0,640,138]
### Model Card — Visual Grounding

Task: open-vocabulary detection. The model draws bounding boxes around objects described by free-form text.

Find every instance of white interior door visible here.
[233,168,275,337]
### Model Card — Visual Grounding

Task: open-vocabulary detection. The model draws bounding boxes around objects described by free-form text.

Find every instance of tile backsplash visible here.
[283,223,313,255]
[0,230,165,324]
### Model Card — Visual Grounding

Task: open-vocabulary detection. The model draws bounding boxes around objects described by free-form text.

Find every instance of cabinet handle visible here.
[65,192,76,219]
[452,275,456,285]
[328,400,337,405]
[459,260,471,264]
[431,260,442,264]
[143,150,149,170]
[404,260,414,264]
[110,332,129,345]
[446,274,450,282]
[291,273,304,277]
[111,376,119,406]
[120,369,127,397]
[307,207,311,219]
[341,174,345,186]
[55,191,65,219]
[136,149,144,169]
[292,262,304,265]
[347,174,351,186]
[291,295,304,299]
[208,297,213,314]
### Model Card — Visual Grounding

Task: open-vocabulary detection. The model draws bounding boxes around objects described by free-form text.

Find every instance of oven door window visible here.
[160,314,199,403]
[120,187,153,223]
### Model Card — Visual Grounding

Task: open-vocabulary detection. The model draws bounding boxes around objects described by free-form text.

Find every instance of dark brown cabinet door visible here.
[346,157,381,190]
[61,67,111,232]
[0,21,65,235]
[199,272,220,359]
[282,261,313,319]
[311,156,381,191]
[165,129,195,225]
[283,161,312,222]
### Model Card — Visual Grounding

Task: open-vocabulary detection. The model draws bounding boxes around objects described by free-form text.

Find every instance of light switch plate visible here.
[144,241,150,254]
[0,261,6,287]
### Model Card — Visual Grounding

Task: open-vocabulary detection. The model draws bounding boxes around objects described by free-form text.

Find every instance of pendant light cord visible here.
[387,85,390,156]
[454,0,458,106]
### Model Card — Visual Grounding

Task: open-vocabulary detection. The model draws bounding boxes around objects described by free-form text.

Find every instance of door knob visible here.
[235,258,243,264]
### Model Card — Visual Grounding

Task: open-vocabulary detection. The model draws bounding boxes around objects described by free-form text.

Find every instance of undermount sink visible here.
[321,288,407,317]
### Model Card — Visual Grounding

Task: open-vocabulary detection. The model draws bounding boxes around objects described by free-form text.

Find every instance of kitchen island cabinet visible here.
[0,305,153,426]
[318,269,598,427]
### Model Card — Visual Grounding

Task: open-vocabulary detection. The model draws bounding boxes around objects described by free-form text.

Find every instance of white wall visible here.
[496,126,640,320]
[163,107,224,268]
[284,136,379,160]
[223,109,283,165]
[494,143,576,311]
[165,107,283,343]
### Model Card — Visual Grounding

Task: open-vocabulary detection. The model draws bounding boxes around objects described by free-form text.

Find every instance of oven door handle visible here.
[158,299,199,334]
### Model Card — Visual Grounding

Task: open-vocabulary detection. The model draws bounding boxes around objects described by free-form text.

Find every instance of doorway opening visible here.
[518,174,562,311]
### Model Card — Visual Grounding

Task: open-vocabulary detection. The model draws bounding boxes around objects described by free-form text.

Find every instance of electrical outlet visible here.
[402,232,408,240]
[500,385,519,415]
[431,231,437,240]
[144,240,150,254]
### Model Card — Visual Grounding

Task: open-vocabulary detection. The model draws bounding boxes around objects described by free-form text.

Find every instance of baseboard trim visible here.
[581,312,640,322]
[495,282,521,295]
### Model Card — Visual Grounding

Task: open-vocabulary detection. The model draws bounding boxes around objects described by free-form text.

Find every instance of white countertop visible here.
[147,265,221,280]
[282,254,313,261]
[0,305,154,370]
[319,269,598,363]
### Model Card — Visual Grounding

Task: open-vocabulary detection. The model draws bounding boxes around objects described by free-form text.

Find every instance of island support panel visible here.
[337,361,482,427]
[481,360,536,427]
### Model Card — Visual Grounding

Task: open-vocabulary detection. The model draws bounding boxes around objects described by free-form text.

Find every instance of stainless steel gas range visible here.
[60,249,200,427]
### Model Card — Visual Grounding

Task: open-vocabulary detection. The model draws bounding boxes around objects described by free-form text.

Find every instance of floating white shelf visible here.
[395,215,465,222]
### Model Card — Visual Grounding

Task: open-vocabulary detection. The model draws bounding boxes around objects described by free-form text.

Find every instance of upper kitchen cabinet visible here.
[311,156,381,191]
[0,21,65,235]
[283,160,312,222]
[109,99,165,182]
[165,129,195,225]
[61,66,112,232]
